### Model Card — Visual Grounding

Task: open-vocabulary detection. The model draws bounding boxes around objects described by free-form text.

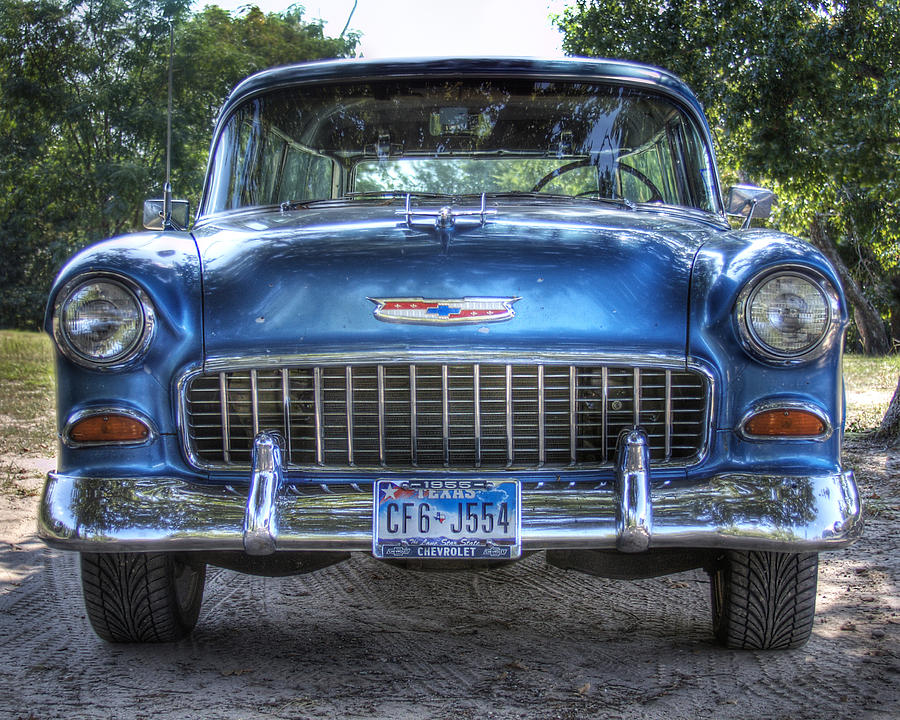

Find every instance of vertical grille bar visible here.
[473,364,482,468]
[601,366,609,460]
[250,369,259,437]
[345,366,354,466]
[569,366,577,465]
[409,364,418,467]
[219,371,231,464]
[313,366,324,465]
[505,364,514,466]
[441,364,450,467]
[538,365,545,466]
[377,364,386,466]
[633,367,641,428]
[665,369,672,461]
[281,368,291,461]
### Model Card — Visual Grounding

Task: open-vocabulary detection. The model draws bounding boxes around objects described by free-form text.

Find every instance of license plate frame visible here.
[372,479,521,560]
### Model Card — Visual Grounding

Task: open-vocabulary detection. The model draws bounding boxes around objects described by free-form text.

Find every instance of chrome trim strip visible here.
[473,364,482,468]
[250,369,259,437]
[219,372,231,464]
[203,350,690,373]
[243,432,284,555]
[377,364,386,466]
[664,370,672,461]
[62,406,158,449]
[314,367,324,465]
[442,364,450,467]
[601,366,609,460]
[615,429,652,552]
[345,366,354,466]
[281,368,292,461]
[409,364,418,466]
[505,364,513,466]
[737,399,834,442]
[568,366,577,466]
[39,469,862,554]
[633,368,641,427]
[537,365,545,466]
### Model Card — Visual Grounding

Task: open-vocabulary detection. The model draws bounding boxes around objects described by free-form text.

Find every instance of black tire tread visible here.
[712,550,818,650]
[80,553,205,643]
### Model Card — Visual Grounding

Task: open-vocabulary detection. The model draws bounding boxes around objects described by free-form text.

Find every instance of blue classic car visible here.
[40,57,861,649]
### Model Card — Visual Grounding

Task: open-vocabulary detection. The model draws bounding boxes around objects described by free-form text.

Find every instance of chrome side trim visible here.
[615,429,652,552]
[243,432,284,555]
[38,469,862,554]
[737,399,834,442]
[62,406,158,449]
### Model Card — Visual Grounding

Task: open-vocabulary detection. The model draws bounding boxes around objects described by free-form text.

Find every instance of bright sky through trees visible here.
[193,0,567,57]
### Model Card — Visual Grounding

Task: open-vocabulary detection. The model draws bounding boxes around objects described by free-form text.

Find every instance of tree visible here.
[556,0,899,355]
[0,0,358,328]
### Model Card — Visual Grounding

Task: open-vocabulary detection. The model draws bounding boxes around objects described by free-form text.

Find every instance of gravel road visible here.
[1,440,897,720]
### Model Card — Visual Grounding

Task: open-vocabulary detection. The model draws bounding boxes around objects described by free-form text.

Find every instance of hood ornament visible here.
[368,297,520,325]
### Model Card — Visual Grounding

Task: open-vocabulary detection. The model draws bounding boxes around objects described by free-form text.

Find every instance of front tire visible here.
[80,552,206,643]
[709,550,818,650]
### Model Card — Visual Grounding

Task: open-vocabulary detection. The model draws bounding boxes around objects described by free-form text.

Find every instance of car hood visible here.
[193,202,722,362]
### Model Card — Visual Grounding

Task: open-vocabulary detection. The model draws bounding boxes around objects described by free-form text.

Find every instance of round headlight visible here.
[736,270,839,362]
[54,276,154,368]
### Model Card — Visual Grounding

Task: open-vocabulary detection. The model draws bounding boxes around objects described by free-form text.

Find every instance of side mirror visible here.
[725,185,775,229]
[143,198,191,231]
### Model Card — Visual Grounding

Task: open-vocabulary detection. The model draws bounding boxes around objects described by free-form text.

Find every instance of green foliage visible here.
[557,0,900,325]
[0,0,357,329]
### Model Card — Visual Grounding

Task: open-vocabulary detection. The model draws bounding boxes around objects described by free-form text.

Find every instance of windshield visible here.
[204,78,718,214]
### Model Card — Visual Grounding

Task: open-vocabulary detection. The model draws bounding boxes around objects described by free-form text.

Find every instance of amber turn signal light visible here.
[743,408,827,438]
[68,414,150,444]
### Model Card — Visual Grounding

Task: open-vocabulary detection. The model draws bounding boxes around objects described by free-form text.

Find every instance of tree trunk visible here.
[808,214,891,355]
[876,377,900,442]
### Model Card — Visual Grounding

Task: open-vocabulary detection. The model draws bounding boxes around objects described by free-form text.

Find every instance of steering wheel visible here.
[530,158,664,203]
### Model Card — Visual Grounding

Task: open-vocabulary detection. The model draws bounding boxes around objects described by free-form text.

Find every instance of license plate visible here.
[373,479,521,560]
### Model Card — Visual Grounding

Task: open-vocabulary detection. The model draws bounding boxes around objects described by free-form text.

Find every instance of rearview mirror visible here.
[725,185,775,227]
[143,198,191,231]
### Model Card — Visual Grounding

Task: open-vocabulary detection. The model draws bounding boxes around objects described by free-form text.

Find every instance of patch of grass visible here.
[843,353,900,434]
[0,330,56,457]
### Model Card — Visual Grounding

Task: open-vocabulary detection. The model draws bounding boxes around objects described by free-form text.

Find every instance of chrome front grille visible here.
[183,362,709,470]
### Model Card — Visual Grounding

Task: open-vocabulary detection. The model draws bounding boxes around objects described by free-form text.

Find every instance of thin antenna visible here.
[340,0,358,37]
[163,21,174,228]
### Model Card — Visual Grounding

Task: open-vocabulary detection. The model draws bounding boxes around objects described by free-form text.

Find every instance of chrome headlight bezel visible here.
[734,267,841,365]
[52,274,156,370]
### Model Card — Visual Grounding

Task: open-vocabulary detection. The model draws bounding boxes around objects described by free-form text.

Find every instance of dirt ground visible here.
[0,440,897,720]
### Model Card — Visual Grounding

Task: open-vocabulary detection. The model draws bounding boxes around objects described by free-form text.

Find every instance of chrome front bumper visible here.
[39,431,862,555]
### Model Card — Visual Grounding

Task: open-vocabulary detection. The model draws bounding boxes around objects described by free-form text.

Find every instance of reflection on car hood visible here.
[193,202,721,361]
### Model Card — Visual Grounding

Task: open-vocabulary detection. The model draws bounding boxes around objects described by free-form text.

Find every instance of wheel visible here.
[708,550,818,650]
[80,552,206,643]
